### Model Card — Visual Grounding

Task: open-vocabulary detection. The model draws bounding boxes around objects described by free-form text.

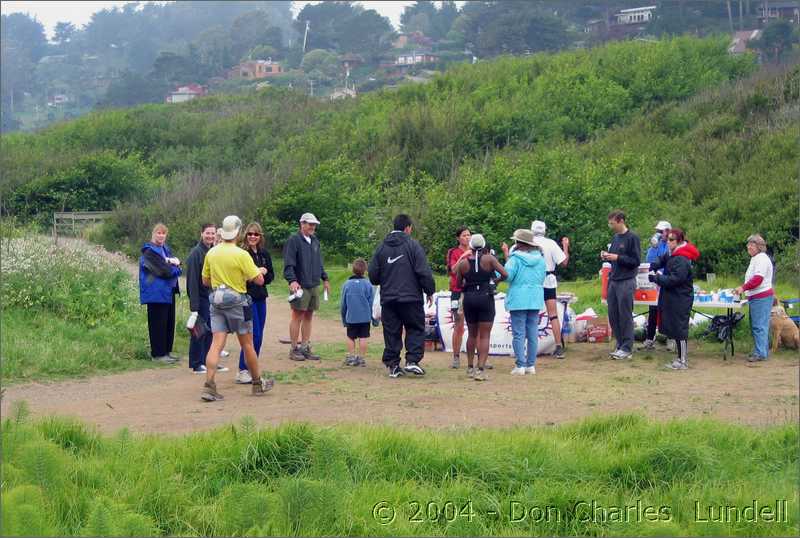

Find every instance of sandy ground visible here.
[3,294,798,435]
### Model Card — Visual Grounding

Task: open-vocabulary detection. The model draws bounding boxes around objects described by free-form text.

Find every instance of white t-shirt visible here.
[744,252,773,297]
[533,236,566,289]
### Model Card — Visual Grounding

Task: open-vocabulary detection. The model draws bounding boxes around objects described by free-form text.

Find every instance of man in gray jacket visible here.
[283,213,330,361]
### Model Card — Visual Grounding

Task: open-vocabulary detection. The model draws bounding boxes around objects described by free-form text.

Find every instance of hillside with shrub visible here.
[1,36,797,281]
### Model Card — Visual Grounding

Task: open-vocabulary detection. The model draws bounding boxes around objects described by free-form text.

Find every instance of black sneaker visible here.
[289,347,306,361]
[553,345,565,359]
[403,362,425,376]
[388,365,404,378]
[356,356,366,367]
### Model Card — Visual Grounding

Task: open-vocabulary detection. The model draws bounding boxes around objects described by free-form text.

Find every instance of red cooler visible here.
[600,263,611,300]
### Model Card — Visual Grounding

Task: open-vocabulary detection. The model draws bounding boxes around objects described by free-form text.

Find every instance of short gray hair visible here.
[746,234,767,252]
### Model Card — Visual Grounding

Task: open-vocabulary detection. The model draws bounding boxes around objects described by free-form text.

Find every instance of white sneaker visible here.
[216,365,229,372]
[220,350,230,358]
[612,350,632,360]
[525,366,536,375]
[510,367,526,375]
[235,369,252,384]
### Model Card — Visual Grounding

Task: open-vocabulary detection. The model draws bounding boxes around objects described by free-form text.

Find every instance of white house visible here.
[614,5,657,25]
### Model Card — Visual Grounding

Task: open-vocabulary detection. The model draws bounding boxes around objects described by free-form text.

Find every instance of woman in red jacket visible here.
[648,228,700,370]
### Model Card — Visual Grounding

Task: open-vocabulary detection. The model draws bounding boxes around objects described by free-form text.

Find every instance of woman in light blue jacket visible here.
[501,229,546,375]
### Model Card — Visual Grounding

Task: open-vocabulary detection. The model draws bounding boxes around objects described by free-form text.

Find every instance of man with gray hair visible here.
[283,212,330,361]
[531,220,570,358]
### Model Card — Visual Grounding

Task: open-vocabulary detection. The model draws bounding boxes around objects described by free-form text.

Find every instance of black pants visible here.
[646,305,658,340]
[381,300,425,368]
[189,298,212,370]
[147,302,176,358]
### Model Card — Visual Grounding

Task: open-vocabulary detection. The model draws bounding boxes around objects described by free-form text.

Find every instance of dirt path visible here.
[3,295,798,434]
[4,239,798,434]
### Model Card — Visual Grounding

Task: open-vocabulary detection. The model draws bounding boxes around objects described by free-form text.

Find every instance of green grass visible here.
[0,308,164,384]
[1,411,796,536]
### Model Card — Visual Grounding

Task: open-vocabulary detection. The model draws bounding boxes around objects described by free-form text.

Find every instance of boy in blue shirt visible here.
[341,258,375,366]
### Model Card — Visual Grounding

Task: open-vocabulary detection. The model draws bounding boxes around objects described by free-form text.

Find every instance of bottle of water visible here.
[562,308,571,337]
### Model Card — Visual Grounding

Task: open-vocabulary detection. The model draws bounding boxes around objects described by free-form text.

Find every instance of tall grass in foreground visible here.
[1,411,797,536]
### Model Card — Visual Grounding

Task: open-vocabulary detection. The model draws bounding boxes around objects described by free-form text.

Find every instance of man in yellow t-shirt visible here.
[200,215,274,401]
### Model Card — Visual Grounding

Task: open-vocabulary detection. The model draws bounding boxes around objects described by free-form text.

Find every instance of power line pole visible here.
[303,20,310,53]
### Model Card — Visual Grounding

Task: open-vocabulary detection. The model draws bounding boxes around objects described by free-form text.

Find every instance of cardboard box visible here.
[586,316,610,343]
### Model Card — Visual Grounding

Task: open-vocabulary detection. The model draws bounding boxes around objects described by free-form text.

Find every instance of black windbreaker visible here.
[368,231,435,304]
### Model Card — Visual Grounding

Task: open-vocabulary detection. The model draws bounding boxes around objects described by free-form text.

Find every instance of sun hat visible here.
[531,220,546,236]
[299,212,320,225]
[511,229,537,246]
[655,220,671,231]
[220,215,242,240]
[469,234,486,249]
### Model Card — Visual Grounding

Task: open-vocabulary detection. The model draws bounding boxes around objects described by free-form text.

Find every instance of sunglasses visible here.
[246,232,261,237]
[667,237,677,241]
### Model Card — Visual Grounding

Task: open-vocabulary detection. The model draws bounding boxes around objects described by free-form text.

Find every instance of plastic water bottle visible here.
[562,309,571,337]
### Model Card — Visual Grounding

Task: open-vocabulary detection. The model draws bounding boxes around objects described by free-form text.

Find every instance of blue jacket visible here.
[139,242,181,304]
[504,249,545,311]
[645,239,669,264]
[341,276,374,325]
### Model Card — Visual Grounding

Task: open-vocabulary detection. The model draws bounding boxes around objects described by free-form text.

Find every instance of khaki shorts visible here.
[290,286,320,312]
[210,301,253,335]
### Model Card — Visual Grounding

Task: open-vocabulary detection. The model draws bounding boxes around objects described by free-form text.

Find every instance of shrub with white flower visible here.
[1,237,139,327]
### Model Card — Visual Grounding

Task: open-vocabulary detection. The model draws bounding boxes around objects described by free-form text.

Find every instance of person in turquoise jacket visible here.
[501,229,546,376]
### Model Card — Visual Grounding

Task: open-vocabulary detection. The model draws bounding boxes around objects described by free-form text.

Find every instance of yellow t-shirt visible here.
[202,242,260,294]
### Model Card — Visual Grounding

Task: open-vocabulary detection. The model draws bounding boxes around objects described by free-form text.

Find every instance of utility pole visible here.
[726,0,735,33]
[739,0,744,30]
[302,20,310,53]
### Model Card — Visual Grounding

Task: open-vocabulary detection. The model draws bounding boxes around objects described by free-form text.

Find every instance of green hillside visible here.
[2,36,797,281]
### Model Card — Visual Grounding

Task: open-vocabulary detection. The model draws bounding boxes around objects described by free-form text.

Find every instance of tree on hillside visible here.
[301,49,340,83]
[461,1,572,57]
[750,20,799,63]
[230,10,284,60]
[294,1,356,51]
[53,22,77,46]
[293,1,392,56]
[401,1,460,40]
[0,13,48,62]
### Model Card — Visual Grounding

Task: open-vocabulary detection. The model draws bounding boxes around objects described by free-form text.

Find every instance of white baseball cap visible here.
[299,212,320,225]
[655,220,671,231]
[531,220,546,236]
[220,215,242,240]
[469,234,486,249]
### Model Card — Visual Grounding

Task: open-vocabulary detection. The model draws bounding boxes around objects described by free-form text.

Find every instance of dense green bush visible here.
[4,36,796,280]
[5,151,157,224]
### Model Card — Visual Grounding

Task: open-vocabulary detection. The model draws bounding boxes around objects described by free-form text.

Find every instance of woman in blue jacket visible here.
[501,229,546,376]
[139,223,182,363]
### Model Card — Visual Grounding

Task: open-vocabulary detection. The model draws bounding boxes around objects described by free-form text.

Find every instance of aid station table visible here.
[600,296,747,360]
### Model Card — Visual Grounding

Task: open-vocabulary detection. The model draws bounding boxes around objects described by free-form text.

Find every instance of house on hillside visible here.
[47,94,69,107]
[614,5,656,25]
[165,84,207,104]
[729,29,763,55]
[758,1,800,24]
[229,59,284,80]
[395,51,439,66]
[393,31,433,49]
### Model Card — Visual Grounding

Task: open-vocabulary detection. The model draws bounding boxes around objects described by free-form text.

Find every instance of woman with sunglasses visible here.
[647,228,700,370]
[235,222,274,383]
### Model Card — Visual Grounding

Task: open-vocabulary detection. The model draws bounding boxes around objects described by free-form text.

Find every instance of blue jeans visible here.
[748,295,771,359]
[510,309,539,368]
[239,299,267,370]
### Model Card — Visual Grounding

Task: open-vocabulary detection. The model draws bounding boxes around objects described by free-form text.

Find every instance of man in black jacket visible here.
[369,214,436,378]
[185,223,225,373]
[283,213,330,361]
[601,210,641,360]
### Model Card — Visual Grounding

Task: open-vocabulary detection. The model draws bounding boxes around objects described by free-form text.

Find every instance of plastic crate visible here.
[781,298,800,327]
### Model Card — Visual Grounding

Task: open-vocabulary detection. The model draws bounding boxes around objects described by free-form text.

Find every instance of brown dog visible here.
[771,303,800,352]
